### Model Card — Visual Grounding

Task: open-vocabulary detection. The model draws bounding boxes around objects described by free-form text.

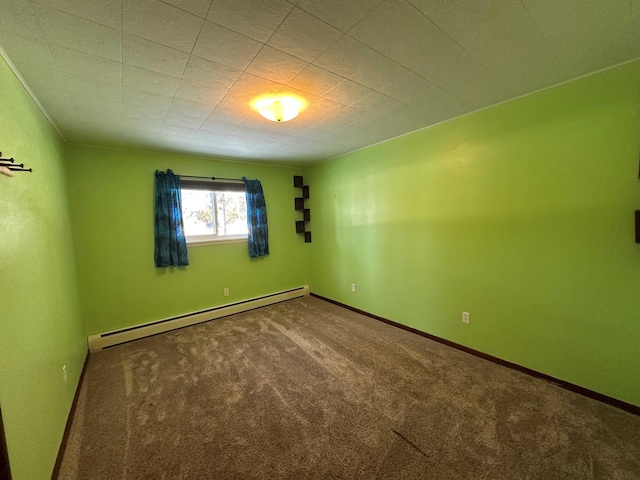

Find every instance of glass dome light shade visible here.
[253,96,305,122]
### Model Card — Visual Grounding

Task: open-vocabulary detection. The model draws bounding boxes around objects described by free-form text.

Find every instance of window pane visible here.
[180,186,247,241]
[216,191,248,236]
[181,189,216,236]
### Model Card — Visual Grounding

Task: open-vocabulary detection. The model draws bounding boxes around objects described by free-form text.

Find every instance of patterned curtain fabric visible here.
[154,169,189,267]
[243,177,269,258]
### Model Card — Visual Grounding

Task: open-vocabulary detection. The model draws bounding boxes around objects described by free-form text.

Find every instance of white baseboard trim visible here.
[88,285,309,352]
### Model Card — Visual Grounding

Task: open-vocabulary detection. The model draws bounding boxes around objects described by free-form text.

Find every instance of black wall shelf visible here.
[294,175,311,243]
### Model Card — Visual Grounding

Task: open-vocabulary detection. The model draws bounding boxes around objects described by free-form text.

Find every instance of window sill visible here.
[186,236,248,247]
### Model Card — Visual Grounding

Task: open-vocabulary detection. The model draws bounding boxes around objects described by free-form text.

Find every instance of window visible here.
[180,179,248,245]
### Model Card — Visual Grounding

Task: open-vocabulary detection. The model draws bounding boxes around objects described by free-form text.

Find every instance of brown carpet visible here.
[59,296,640,479]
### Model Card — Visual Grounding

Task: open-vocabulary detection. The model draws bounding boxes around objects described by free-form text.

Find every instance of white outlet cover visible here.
[462,312,470,324]
[351,283,356,292]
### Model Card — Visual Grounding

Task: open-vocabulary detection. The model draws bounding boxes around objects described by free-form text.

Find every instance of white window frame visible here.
[180,178,248,246]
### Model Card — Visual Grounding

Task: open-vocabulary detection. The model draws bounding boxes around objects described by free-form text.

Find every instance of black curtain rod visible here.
[179,175,244,182]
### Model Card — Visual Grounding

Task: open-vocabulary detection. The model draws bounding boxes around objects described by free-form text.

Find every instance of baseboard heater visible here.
[88,285,309,352]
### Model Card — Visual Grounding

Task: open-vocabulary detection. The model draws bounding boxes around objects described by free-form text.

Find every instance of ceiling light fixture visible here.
[252,95,307,122]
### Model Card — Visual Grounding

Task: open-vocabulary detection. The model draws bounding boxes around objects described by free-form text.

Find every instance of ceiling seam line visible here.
[304,3,472,107]
[19,35,119,71]
[340,0,387,35]
[65,141,301,168]
[342,33,472,108]
[402,0,513,95]
[251,4,303,91]
[25,2,67,142]
[194,1,294,137]
[155,0,208,20]
[158,4,209,140]
[277,4,383,118]
[18,28,385,116]
[517,0,565,73]
[28,4,58,85]
[30,3,120,35]
[189,4,391,130]
[235,4,333,135]
[297,0,386,105]
[280,2,376,91]
[308,55,640,167]
[158,0,212,140]
[0,44,67,143]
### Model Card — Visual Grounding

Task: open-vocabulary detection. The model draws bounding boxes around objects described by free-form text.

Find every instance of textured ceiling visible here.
[0,0,638,165]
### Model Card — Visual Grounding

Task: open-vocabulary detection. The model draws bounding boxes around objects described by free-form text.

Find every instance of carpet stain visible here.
[392,429,430,459]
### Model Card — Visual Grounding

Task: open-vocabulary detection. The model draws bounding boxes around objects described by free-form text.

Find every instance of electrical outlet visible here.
[223,288,230,297]
[462,312,470,324]
[351,283,356,292]
[62,365,68,384]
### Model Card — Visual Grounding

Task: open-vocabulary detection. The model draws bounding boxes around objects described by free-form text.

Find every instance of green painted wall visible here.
[305,61,640,407]
[0,57,86,479]
[66,145,309,335]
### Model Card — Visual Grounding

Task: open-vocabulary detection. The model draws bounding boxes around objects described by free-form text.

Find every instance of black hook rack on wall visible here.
[0,151,33,177]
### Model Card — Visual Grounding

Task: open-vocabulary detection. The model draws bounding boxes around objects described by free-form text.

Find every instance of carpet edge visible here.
[309,293,640,416]
[51,350,90,480]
